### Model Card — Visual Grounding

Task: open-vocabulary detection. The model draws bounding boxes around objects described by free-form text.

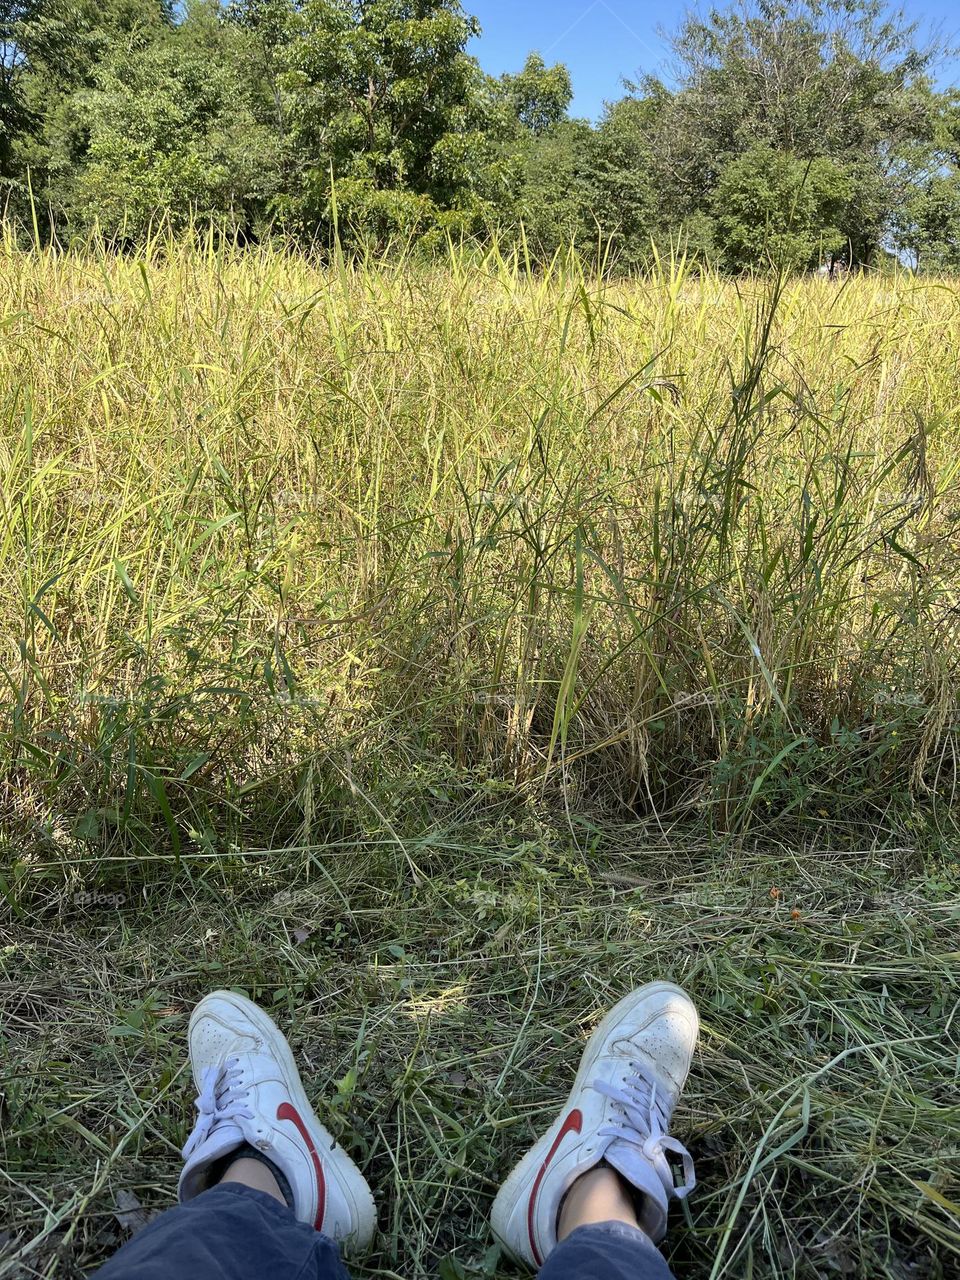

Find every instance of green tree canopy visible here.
[895,173,960,270]
[497,52,572,136]
[66,1,279,237]
[272,0,487,238]
[712,145,850,269]
[628,0,943,263]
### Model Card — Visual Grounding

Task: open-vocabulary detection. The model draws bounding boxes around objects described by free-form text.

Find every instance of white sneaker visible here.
[178,990,376,1251]
[491,981,698,1267]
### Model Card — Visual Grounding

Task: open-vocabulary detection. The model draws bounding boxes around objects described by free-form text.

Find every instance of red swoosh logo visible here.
[527,1109,583,1266]
[277,1102,326,1231]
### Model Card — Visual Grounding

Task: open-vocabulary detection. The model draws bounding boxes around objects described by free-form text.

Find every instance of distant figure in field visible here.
[90,984,699,1280]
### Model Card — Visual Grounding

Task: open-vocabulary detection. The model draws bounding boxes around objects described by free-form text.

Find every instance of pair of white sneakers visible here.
[178,982,699,1267]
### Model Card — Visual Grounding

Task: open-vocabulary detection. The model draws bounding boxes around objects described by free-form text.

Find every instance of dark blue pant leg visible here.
[539,1222,677,1280]
[92,1184,352,1280]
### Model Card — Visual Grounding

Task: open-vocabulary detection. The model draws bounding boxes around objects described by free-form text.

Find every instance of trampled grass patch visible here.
[1,825,958,1278]
[1,234,959,1276]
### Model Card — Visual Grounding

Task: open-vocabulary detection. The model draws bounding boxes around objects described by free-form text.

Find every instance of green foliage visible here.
[10,0,173,212]
[497,51,572,136]
[65,4,280,236]
[274,0,486,237]
[0,0,36,181]
[631,0,943,265]
[586,96,660,267]
[506,120,593,259]
[895,173,960,271]
[712,146,849,270]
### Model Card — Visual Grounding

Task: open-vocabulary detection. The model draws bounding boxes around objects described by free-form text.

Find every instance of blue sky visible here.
[467,0,960,122]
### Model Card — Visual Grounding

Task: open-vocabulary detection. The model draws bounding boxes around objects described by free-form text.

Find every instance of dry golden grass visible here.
[0,235,957,869]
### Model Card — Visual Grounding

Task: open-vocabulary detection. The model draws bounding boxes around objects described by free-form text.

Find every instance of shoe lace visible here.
[181,1058,255,1160]
[595,1061,696,1199]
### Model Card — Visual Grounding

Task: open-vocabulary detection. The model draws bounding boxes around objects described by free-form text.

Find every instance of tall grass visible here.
[1,229,958,900]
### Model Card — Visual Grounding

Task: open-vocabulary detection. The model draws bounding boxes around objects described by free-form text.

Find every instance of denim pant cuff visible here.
[92,1181,350,1280]
[561,1221,655,1247]
[538,1219,677,1280]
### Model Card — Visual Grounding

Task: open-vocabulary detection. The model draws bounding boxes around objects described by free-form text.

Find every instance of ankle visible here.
[558,1165,640,1240]
[219,1157,286,1204]
[208,1142,296,1212]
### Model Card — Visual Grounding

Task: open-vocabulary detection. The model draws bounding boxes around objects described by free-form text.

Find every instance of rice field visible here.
[0,234,958,1278]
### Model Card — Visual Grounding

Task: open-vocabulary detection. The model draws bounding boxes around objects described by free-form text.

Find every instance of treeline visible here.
[1,0,958,269]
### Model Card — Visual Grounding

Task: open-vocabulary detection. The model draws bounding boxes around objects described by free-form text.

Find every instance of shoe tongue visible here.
[602,1139,669,1241]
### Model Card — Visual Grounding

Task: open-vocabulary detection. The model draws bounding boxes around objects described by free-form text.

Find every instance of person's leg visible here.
[218,1155,287,1201]
[557,1165,639,1236]
[491,981,699,1278]
[93,991,376,1278]
[93,1183,352,1280]
[536,1164,677,1280]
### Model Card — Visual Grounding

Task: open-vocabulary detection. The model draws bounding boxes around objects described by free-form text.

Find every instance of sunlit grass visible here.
[0,229,958,898]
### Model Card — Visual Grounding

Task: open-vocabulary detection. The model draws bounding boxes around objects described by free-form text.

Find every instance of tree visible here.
[476,50,588,258]
[508,119,593,258]
[712,145,849,269]
[628,0,943,263]
[65,1,280,236]
[587,96,661,267]
[275,0,488,239]
[498,52,571,136]
[0,3,30,190]
[10,0,175,218]
[895,174,960,271]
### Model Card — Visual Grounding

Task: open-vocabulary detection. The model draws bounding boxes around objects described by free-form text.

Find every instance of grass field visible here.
[1,235,959,1278]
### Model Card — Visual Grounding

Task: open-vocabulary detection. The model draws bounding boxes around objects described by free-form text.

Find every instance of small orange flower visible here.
[770,887,781,900]
[791,908,802,920]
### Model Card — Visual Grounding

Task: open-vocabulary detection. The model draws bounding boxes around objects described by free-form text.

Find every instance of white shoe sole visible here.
[190,990,376,1251]
[491,981,697,1261]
